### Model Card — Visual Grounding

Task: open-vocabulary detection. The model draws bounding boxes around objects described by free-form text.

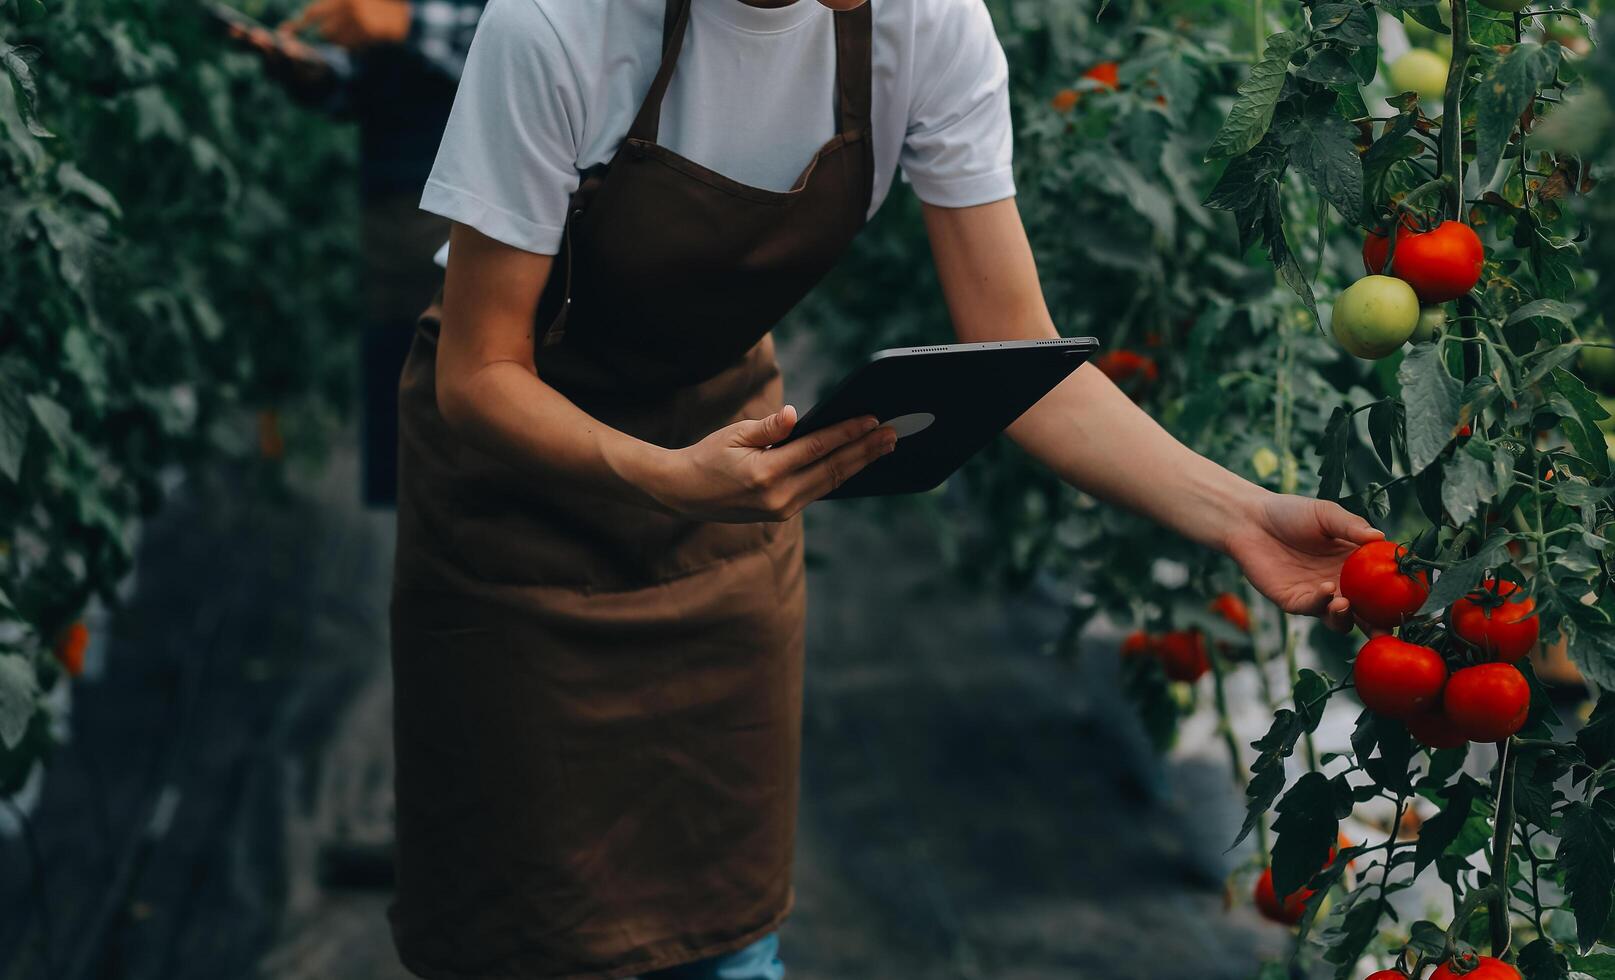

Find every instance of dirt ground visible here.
[2,436,1288,980]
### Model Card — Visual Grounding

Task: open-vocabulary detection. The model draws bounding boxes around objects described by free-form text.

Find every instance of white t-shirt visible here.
[419,0,1015,257]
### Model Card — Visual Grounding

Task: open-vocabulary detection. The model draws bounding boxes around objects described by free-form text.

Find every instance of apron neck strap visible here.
[832,2,872,135]
[629,0,876,145]
[627,0,694,144]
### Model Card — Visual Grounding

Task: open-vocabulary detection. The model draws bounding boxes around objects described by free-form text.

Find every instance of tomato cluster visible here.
[1333,216,1485,361]
[1120,593,1251,684]
[1121,628,1209,682]
[1359,954,1522,980]
[1342,543,1541,747]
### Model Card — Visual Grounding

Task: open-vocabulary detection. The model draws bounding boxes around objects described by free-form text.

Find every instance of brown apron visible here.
[388,0,874,976]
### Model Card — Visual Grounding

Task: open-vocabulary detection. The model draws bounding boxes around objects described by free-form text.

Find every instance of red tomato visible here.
[1364,973,1408,980]
[1449,579,1540,662]
[1253,866,1311,924]
[1210,592,1252,632]
[1093,350,1159,397]
[1339,541,1430,629]
[1121,630,1153,657]
[1354,636,1447,718]
[1443,664,1530,742]
[1430,955,1522,980]
[1083,60,1120,90]
[1051,88,1079,112]
[54,621,89,678]
[1405,708,1468,749]
[1363,220,1485,304]
[1156,630,1209,682]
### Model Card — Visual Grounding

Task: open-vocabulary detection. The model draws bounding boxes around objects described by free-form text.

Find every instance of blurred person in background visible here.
[390,0,1385,978]
[247,0,488,505]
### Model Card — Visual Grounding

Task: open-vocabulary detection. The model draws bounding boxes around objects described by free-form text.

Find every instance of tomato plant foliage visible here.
[0,0,356,789]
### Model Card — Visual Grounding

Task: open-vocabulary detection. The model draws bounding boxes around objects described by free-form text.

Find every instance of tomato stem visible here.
[1488,741,1518,957]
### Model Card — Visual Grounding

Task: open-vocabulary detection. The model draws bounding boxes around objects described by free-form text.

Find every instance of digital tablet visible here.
[782,337,1099,499]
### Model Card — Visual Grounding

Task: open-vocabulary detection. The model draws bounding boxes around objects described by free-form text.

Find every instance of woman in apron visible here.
[389,0,1383,976]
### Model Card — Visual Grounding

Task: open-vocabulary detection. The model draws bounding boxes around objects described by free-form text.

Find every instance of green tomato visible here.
[1412,306,1447,343]
[1332,276,1420,360]
[1476,0,1530,11]
[1583,345,1615,392]
[1388,49,1450,101]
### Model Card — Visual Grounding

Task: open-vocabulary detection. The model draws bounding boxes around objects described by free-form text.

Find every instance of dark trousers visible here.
[360,195,450,508]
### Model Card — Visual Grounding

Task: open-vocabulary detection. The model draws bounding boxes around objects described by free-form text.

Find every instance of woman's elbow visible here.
[434,369,478,436]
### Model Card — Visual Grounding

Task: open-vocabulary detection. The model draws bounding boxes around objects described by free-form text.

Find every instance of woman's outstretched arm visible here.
[921,198,1382,629]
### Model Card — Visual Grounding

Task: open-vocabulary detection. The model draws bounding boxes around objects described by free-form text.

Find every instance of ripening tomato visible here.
[1083,60,1120,90]
[1449,579,1540,662]
[1051,88,1079,112]
[54,621,89,678]
[1354,636,1447,718]
[1405,708,1469,750]
[1253,866,1311,925]
[1430,955,1522,980]
[1363,221,1485,304]
[1210,592,1251,632]
[1339,541,1430,629]
[1156,630,1209,682]
[1332,276,1420,359]
[1443,663,1530,742]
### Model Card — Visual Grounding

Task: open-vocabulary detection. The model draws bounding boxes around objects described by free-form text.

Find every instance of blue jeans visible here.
[640,934,784,980]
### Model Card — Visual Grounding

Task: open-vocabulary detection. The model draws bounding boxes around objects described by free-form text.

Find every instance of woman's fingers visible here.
[787,426,896,504]
[1317,500,1385,546]
[730,406,798,449]
[755,414,880,473]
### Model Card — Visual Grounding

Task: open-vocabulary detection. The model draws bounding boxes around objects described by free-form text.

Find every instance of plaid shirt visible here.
[407,0,486,80]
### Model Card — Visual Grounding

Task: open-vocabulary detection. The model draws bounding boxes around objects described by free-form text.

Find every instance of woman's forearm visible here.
[1006,365,1266,555]
[436,357,671,510]
[433,221,672,510]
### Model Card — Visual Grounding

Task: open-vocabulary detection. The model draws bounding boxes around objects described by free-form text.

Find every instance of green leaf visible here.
[1399,343,1462,474]
[1578,698,1615,771]
[55,162,122,219]
[1311,2,1378,47]
[1507,299,1580,328]
[1265,190,1318,321]
[1517,936,1570,980]
[1207,31,1306,161]
[1272,771,1339,897]
[1566,622,1615,692]
[26,394,72,453]
[0,653,39,751]
[1298,48,1359,85]
[1475,43,1562,184]
[1280,102,1364,222]
[1569,952,1615,979]
[0,360,29,483]
[1440,451,1495,526]
[1560,798,1615,953]
[1407,920,1448,958]
[1416,774,1485,872]
[1318,405,1351,500]
[1551,370,1612,478]
[1419,541,1508,616]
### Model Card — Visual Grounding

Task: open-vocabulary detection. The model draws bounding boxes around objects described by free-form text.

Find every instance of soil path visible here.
[3,444,1286,980]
